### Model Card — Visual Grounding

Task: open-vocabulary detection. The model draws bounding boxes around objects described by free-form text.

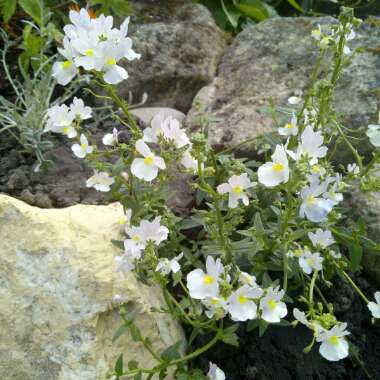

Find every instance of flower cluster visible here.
[187,256,288,323]
[53,8,140,85]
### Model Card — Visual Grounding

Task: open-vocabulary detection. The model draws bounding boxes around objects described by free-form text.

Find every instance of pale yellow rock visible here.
[0,195,184,380]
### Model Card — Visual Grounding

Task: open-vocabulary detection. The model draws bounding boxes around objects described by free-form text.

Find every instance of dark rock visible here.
[120,3,227,112]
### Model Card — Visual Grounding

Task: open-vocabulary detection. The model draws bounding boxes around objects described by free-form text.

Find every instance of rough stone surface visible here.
[0,195,183,380]
[122,3,227,112]
[186,17,380,159]
[346,185,380,285]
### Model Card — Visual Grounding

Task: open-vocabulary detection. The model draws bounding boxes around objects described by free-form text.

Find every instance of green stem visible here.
[340,270,370,304]
[309,270,318,317]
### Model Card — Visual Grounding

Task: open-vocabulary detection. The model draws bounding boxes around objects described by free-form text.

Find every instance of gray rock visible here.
[130,107,186,127]
[121,3,227,112]
[186,17,380,159]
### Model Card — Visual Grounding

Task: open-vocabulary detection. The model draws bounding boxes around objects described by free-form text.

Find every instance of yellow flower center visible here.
[311,164,320,173]
[63,127,70,134]
[85,48,94,57]
[132,235,140,241]
[273,163,285,172]
[307,195,316,205]
[63,60,73,69]
[285,123,293,129]
[210,297,219,305]
[294,249,303,257]
[306,258,314,267]
[81,143,88,149]
[106,57,116,66]
[203,275,214,285]
[268,299,277,310]
[119,216,126,225]
[329,335,339,345]
[232,185,242,194]
[144,155,154,165]
[238,295,247,305]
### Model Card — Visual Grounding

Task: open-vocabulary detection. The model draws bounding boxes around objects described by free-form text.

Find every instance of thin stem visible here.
[340,270,370,304]
[309,270,318,317]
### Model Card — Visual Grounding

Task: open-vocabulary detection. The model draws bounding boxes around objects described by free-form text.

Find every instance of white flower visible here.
[287,246,305,258]
[86,170,115,192]
[202,296,227,319]
[102,128,119,146]
[279,113,298,136]
[119,209,132,227]
[227,285,263,322]
[299,177,333,223]
[323,174,343,206]
[143,111,167,143]
[308,229,335,249]
[123,238,145,259]
[239,272,257,287]
[367,124,380,148]
[316,323,350,361]
[259,286,287,323]
[156,253,183,275]
[207,362,225,380]
[97,42,129,84]
[368,291,380,318]
[288,125,327,165]
[181,148,199,172]
[187,256,224,300]
[71,134,94,158]
[293,308,325,335]
[131,139,166,181]
[63,126,77,138]
[70,97,92,120]
[309,164,326,177]
[162,117,190,148]
[311,24,322,40]
[217,173,255,208]
[258,145,289,187]
[45,104,74,133]
[288,96,301,105]
[126,216,169,247]
[347,163,359,174]
[115,253,135,273]
[299,250,324,274]
[52,37,78,85]
[72,28,101,70]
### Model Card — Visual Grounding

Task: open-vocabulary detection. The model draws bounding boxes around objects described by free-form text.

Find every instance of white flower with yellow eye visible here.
[258,145,289,187]
[279,113,298,136]
[202,296,227,319]
[299,250,323,274]
[181,148,199,172]
[131,139,166,181]
[288,125,327,165]
[311,24,322,40]
[239,272,257,287]
[299,177,333,223]
[187,256,224,300]
[71,134,94,158]
[368,292,380,318]
[207,362,225,380]
[52,37,78,85]
[259,286,287,323]
[316,323,350,361]
[308,229,335,249]
[45,104,75,134]
[72,29,101,70]
[162,117,190,148]
[217,173,255,208]
[97,41,129,84]
[86,170,115,192]
[69,97,92,120]
[156,253,183,275]
[227,285,263,322]
[119,209,132,228]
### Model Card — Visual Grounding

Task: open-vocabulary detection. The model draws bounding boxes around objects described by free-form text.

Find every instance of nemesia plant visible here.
[45,6,380,379]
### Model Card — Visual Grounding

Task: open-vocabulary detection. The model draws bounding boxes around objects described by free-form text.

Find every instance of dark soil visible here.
[198,274,380,380]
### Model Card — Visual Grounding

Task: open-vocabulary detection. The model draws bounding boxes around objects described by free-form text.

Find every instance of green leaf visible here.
[19,0,42,26]
[161,340,182,362]
[234,0,269,22]
[112,324,129,343]
[348,240,363,272]
[221,324,240,346]
[0,0,17,22]
[258,320,268,336]
[221,0,241,29]
[287,0,304,13]
[115,354,123,375]
[111,239,124,250]
[129,323,142,342]
[128,360,139,370]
